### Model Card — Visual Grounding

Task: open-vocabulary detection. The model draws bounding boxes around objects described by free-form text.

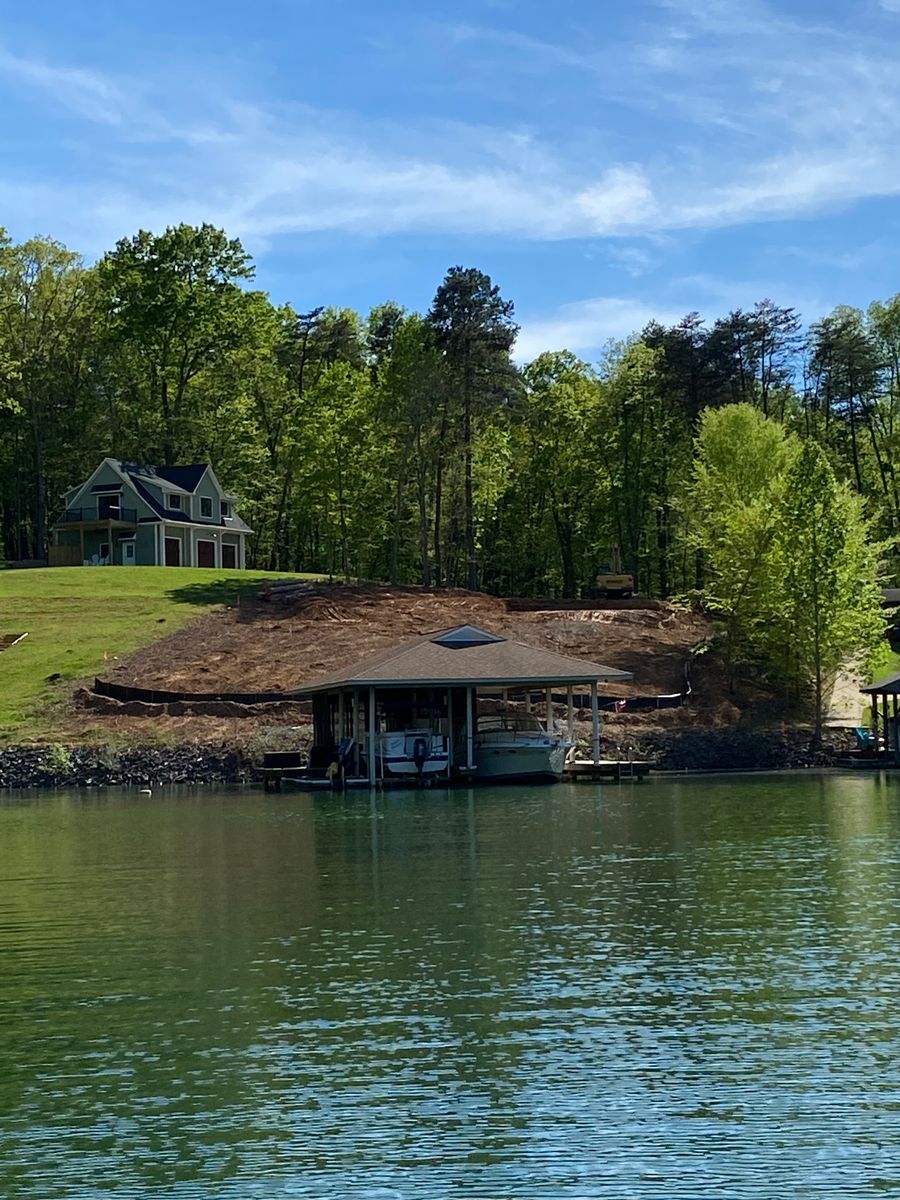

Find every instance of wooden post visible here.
[888,696,897,758]
[591,681,600,766]
[545,687,553,732]
[447,688,454,772]
[567,685,574,742]
[79,526,84,564]
[466,686,475,772]
[894,695,899,764]
[368,687,377,787]
[337,691,345,744]
[353,690,360,775]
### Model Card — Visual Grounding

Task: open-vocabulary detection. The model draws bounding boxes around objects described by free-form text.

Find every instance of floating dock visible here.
[563,759,652,782]
[261,756,653,791]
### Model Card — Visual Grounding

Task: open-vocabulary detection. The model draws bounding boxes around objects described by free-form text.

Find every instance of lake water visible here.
[3,775,900,1198]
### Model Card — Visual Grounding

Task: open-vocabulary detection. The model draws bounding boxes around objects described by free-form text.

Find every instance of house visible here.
[49,458,251,568]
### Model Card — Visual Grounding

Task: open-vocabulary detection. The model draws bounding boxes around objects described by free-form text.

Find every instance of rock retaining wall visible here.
[617,727,852,771]
[0,728,859,789]
[0,745,252,789]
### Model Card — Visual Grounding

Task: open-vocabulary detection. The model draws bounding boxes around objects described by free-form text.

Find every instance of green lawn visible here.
[0,566,320,741]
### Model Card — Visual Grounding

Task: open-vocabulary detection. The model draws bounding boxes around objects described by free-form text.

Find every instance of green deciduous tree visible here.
[0,235,94,558]
[773,441,884,742]
[687,404,797,687]
[94,223,257,465]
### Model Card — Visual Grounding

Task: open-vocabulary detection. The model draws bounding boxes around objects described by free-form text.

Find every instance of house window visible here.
[221,501,230,519]
[169,494,181,510]
[200,497,213,518]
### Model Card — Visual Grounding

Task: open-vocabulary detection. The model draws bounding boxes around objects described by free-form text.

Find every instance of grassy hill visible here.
[0,566,320,741]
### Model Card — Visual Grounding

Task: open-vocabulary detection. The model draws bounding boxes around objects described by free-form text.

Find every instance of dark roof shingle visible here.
[292,625,633,694]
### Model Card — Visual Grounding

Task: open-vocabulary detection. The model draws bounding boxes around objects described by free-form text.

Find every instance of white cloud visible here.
[880,0,900,10]
[575,166,658,233]
[515,297,684,361]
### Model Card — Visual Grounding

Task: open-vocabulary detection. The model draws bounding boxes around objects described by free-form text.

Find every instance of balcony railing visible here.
[60,506,138,524]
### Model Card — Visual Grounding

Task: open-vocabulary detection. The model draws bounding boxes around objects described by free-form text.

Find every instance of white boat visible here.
[376,730,450,779]
[474,712,574,781]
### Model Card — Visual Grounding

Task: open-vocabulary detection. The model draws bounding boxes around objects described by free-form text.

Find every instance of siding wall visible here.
[191,471,221,522]
[135,524,158,564]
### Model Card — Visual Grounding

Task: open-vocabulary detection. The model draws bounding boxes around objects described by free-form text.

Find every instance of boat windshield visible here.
[477,712,545,734]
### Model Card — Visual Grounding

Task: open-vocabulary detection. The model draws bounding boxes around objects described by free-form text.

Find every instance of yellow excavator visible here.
[589,547,635,598]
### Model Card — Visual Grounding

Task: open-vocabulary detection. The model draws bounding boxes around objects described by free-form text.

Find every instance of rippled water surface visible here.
[4,776,900,1197]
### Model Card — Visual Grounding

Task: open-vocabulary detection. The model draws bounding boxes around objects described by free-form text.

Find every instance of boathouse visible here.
[860,672,900,763]
[289,624,633,785]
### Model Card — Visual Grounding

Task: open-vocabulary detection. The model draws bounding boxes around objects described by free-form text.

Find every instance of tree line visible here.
[0,223,891,724]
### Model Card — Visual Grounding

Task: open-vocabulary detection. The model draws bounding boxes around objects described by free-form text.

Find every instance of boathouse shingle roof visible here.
[291,624,633,694]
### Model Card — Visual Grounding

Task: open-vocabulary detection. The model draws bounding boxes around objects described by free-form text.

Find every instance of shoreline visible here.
[0,727,853,789]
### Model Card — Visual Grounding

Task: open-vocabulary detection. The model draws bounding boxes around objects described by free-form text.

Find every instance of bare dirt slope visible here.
[102,582,709,698]
[62,582,759,747]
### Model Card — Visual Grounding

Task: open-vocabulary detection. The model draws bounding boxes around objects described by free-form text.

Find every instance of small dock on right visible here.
[564,759,652,782]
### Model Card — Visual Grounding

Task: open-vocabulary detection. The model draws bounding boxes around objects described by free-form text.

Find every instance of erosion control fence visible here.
[93,679,295,706]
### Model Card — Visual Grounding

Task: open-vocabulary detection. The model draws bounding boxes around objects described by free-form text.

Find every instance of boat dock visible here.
[261,752,653,791]
[564,759,652,782]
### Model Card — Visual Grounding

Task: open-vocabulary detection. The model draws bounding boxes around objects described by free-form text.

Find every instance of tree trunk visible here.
[463,349,476,591]
[552,509,576,598]
[31,416,46,560]
[656,504,669,599]
[390,466,405,585]
[415,432,430,586]
[433,457,443,588]
[160,378,176,465]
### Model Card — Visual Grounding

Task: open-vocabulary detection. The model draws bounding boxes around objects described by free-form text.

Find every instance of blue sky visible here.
[3,0,900,359]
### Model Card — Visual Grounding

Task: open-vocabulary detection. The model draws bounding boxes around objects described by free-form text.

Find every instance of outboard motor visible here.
[412,736,430,781]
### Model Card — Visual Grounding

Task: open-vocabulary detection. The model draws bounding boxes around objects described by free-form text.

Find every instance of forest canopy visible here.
[0,221,890,714]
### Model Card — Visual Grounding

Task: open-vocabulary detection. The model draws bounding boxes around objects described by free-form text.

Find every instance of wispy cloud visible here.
[515,297,685,360]
[4,0,900,256]
[515,268,836,360]
[0,45,126,126]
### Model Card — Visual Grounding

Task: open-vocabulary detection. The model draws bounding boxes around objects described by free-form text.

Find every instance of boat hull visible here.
[474,740,571,781]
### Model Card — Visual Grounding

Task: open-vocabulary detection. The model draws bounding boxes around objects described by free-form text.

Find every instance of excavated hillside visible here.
[68,582,782,745]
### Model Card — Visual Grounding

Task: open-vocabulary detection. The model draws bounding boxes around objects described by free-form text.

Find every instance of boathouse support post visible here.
[368,687,377,787]
[447,688,454,772]
[546,688,553,732]
[567,685,574,742]
[337,692,345,743]
[466,687,475,773]
[888,696,897,758]
[353,690,360,776]
[894,696,899,764]
[591,681,600,765]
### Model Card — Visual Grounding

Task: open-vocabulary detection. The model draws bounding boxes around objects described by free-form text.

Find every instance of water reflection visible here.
[2,776,900,1196]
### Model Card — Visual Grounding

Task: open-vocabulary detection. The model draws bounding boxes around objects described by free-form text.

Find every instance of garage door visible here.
[197,540,215,567]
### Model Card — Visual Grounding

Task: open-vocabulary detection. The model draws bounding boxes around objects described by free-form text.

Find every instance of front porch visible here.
[50,520,139,567]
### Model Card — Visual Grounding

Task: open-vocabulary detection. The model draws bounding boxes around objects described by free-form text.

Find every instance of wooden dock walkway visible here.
[563,759,652,782]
